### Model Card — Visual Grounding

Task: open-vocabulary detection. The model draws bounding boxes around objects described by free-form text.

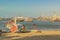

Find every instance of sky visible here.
[0,0,60,18]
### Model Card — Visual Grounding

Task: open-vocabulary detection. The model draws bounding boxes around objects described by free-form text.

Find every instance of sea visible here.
[0,20,60,32]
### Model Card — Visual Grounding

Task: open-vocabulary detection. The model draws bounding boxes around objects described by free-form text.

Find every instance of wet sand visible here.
[1,30,60,40]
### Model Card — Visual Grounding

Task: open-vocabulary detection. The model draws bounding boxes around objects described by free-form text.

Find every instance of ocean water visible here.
[0,20,60,31]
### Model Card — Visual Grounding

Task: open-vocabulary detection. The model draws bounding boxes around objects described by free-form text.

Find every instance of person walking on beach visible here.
[0,30,2,36]
[33,24,37,30]
[20,24,26,33]
[33,24,41,32]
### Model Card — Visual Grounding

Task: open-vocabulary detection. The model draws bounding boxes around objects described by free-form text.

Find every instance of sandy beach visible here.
[0,30,60,40]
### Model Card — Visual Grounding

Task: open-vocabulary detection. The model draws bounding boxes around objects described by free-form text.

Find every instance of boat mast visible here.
[14,17,16,24]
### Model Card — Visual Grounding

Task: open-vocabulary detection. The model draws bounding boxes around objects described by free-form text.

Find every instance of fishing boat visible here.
[5,17,22,33]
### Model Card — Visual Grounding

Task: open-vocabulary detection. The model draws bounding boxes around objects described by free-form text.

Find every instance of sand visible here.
[1,30,60,40]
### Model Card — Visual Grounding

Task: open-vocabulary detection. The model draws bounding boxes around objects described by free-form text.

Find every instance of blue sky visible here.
[0,0,60,18]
